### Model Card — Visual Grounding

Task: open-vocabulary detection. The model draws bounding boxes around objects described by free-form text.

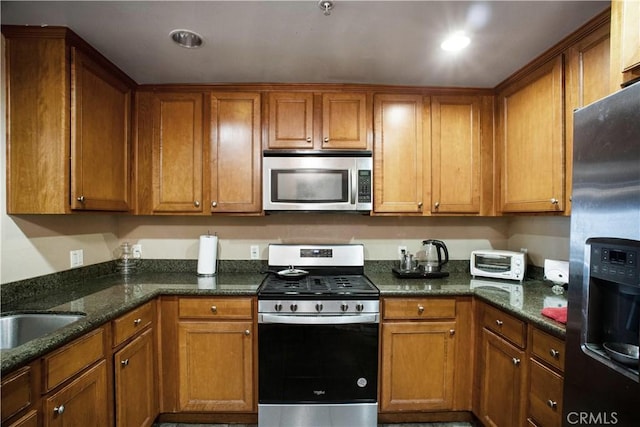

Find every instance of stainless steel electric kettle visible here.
[421,239,449,273]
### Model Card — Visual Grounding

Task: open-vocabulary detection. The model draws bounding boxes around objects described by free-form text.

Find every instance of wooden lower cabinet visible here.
[381,321,456,411]
[43,360,109,427]
[478,328,527,427]
[5,410,38,427]
[114,328,156,427]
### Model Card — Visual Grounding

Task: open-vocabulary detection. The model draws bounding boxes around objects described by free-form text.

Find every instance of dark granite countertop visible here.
[1,265,567,375]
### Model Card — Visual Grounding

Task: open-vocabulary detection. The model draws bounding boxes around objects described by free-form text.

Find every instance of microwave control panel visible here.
[589,238,638,286]
[357,170,372,203]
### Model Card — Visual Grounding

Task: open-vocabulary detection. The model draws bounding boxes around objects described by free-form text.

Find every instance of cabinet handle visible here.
[550,348,560,359]
[323,137,329,143]
[449,329,456,336]
[550,198,559,205]
[133,318,142,326]
[434,202,440,209]
[245,329,251,336]
[418,202,423,208]
[211,201,218,208]
[417,305,425,314]
[194,200,200,207]
[121,359,129,367]
[53,405,65,415]
[76,196,85,203]
[495,319,504,326]
[547,399,558,410]
[306,137,312,143]
[512,357,521,366]
[211,305,217,313]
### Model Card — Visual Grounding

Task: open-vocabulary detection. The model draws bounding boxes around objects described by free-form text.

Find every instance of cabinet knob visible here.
[547,399,558,410]
[245,329,251,336]
[323,137,329,143]
[121,359,130,367]
[550,198,559,205]
[194,200,200,207]
[495,319,504,326]
[512,357,521,366]
[449,329,456,336]
[418,202,423,208]
[417,305,425,314]
[211,201,218,208]
[434,202,440,209]
[306,137,312,143]
[76,196,85,203]
[550,348,560,359]
[53,405,65,415]
[133,318,142,326]
[211,305,217,313]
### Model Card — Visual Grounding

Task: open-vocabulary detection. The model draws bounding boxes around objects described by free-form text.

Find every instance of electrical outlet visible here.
[70,249,84,268]
[132,244,142,259]
[250,245,260,260]
[398,246,407,258]
[520,247,528,253]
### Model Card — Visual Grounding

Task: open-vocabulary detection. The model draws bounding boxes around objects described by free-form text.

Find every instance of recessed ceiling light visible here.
[440,31,470,52]
[169,29,204,48]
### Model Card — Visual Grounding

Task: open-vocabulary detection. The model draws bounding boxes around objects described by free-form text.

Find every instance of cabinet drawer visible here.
[482,303,526,348]
[1,366,33,422]
[43,327,105,391]
[178,297,253,319]
[112,301,154,347]
[529,359,563,427]
[531,328,565,372]
[383,298,456,320]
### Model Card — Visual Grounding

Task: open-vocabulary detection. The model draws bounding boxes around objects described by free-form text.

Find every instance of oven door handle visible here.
[259,313,379,325]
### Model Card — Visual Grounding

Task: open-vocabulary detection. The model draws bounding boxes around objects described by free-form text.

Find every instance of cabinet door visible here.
[43,360,108,427]
[177,321,254,412]
[322,93,369,149]
[373,94,427,213]
[617,0,640,74]
[479,329,527,427]
[210,92,262,213]
[70,48,131,211]
[380,321,456,411]
[267,92,314,149]
[114,329,156,427]
[498,56,564,213]
[431,96,481,214]
[151,92,205,213]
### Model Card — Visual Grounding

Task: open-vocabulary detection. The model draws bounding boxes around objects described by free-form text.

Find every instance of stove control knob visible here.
[274,303,283,312]
[290,304,298,312]
[341,303,349,312]
[356,303,364,312]
[315,303,323,312]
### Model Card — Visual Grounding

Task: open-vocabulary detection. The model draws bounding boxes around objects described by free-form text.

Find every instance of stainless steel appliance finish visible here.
[262,151,373,212]
[564,82,640,426]
[257,244,379,427]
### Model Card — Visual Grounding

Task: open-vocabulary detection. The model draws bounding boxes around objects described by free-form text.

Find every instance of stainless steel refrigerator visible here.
[564,81,640,426]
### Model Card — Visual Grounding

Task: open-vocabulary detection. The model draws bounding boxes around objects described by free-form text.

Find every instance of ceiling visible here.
[1,1,610,88]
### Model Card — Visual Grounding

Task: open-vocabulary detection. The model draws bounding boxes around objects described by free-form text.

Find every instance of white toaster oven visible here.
[470,250,527,282]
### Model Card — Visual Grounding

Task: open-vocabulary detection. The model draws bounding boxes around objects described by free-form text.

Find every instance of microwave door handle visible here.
[351,170,356,205]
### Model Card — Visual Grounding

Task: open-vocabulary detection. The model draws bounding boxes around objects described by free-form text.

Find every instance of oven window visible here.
[259,323,378,403]
[271,169,348,203]
[474,254,511,272]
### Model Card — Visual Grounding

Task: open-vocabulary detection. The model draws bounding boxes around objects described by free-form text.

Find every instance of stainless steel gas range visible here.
[257,244,380,427]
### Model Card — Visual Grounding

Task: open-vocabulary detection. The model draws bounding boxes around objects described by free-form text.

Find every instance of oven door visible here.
[258,316,378,404]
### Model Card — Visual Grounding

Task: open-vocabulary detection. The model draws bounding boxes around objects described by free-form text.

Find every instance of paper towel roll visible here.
[197,235,218,276]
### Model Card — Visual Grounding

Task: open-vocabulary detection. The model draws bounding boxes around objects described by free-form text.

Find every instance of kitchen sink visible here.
[0,312,86,350]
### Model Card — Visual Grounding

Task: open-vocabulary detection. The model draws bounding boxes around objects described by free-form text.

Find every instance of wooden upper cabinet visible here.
[151,92,206,214]
[3,26,135,214]
[210,92,262,213]
[373,94,427,214]
[267,92,314,149]
[610,0,640,89]
[267,91,370,150]
[70,48,131,212]
[321,93,369,149]
[430,96,481,214]
[497,55,565,213]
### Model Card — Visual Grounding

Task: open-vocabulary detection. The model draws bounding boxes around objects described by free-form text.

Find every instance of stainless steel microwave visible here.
[262,150,373,212]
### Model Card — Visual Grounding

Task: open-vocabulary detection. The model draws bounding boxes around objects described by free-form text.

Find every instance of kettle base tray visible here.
[392,268,450,279]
